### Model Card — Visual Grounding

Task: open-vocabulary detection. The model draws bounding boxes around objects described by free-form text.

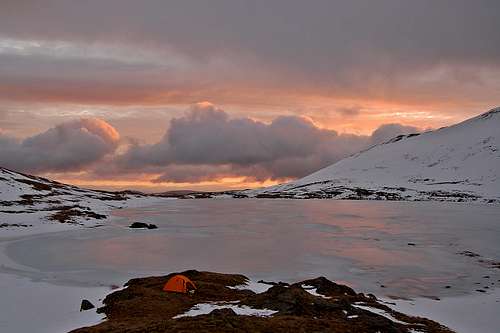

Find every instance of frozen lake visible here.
[1,199,500,332]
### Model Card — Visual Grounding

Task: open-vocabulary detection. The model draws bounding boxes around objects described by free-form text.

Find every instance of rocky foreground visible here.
[72,270,453,333]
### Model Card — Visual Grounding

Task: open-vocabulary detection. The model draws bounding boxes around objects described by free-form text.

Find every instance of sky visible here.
[0,0,499,191]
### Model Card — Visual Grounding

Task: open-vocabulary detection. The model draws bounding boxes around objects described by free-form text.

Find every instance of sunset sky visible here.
[1,1,499,191]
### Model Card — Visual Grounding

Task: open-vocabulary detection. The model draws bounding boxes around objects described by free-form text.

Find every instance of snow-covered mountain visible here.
[245,107,500,203]
[0,167,164,235]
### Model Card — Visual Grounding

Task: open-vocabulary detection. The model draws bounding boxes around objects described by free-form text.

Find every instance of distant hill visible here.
[0,166,159,232]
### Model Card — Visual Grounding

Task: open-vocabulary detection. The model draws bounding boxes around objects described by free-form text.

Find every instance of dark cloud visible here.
[0,118,120,172]
[116,103,420,182]
[151,165,236,183]
[1,1,499,64]
[0,1,499,107]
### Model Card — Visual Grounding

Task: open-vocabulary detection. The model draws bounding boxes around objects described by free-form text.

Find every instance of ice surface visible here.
[6,200,500,298]
[1,199,499,332]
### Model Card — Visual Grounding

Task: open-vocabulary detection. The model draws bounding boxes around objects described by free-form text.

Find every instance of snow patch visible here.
[173,302,278,318]
[353,304,409,325]
[227,280,273,294]
[301,284,331,299]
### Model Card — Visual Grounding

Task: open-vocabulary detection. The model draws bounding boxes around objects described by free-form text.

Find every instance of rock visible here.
[80,299,95,311]
[129,222,158,229]
[458,250,481,258]
[210,308,237,317]
[0,223,32,228]
[129,222,149,228]
[298,276,357,296]
[257,279,289,287]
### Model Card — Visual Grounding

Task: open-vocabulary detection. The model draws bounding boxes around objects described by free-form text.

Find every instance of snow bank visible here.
[0,272,109,333]
[384,288,500,333]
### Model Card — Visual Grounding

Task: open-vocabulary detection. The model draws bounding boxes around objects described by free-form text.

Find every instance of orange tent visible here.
[163,274,196,293]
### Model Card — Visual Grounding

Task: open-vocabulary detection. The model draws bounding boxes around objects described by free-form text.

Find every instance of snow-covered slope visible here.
[0,167,165,236]
[246,108,500,203]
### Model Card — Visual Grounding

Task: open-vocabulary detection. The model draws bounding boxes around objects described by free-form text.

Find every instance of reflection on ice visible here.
[4,199,500,300]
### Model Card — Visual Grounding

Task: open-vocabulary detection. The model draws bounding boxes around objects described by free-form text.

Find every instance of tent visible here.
[163,274,196,293]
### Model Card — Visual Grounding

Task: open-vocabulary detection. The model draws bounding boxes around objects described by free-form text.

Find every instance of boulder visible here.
[129,222,158,229]
[210,308,237,317]
[80,299,95,311]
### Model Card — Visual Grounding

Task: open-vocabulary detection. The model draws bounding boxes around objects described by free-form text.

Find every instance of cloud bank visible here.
[0,103,421,184]
[115,103,419,182]
[0,118,119,173]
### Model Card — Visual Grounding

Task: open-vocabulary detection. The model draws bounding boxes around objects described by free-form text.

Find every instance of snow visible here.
[247,107,500,203]
[227,280,273,294]
[173,302,278,318]
[301,284,331,298]
[0,166,170,238]
[384,288,500,333]
[0,272,109,333]
[352,304,410,325]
